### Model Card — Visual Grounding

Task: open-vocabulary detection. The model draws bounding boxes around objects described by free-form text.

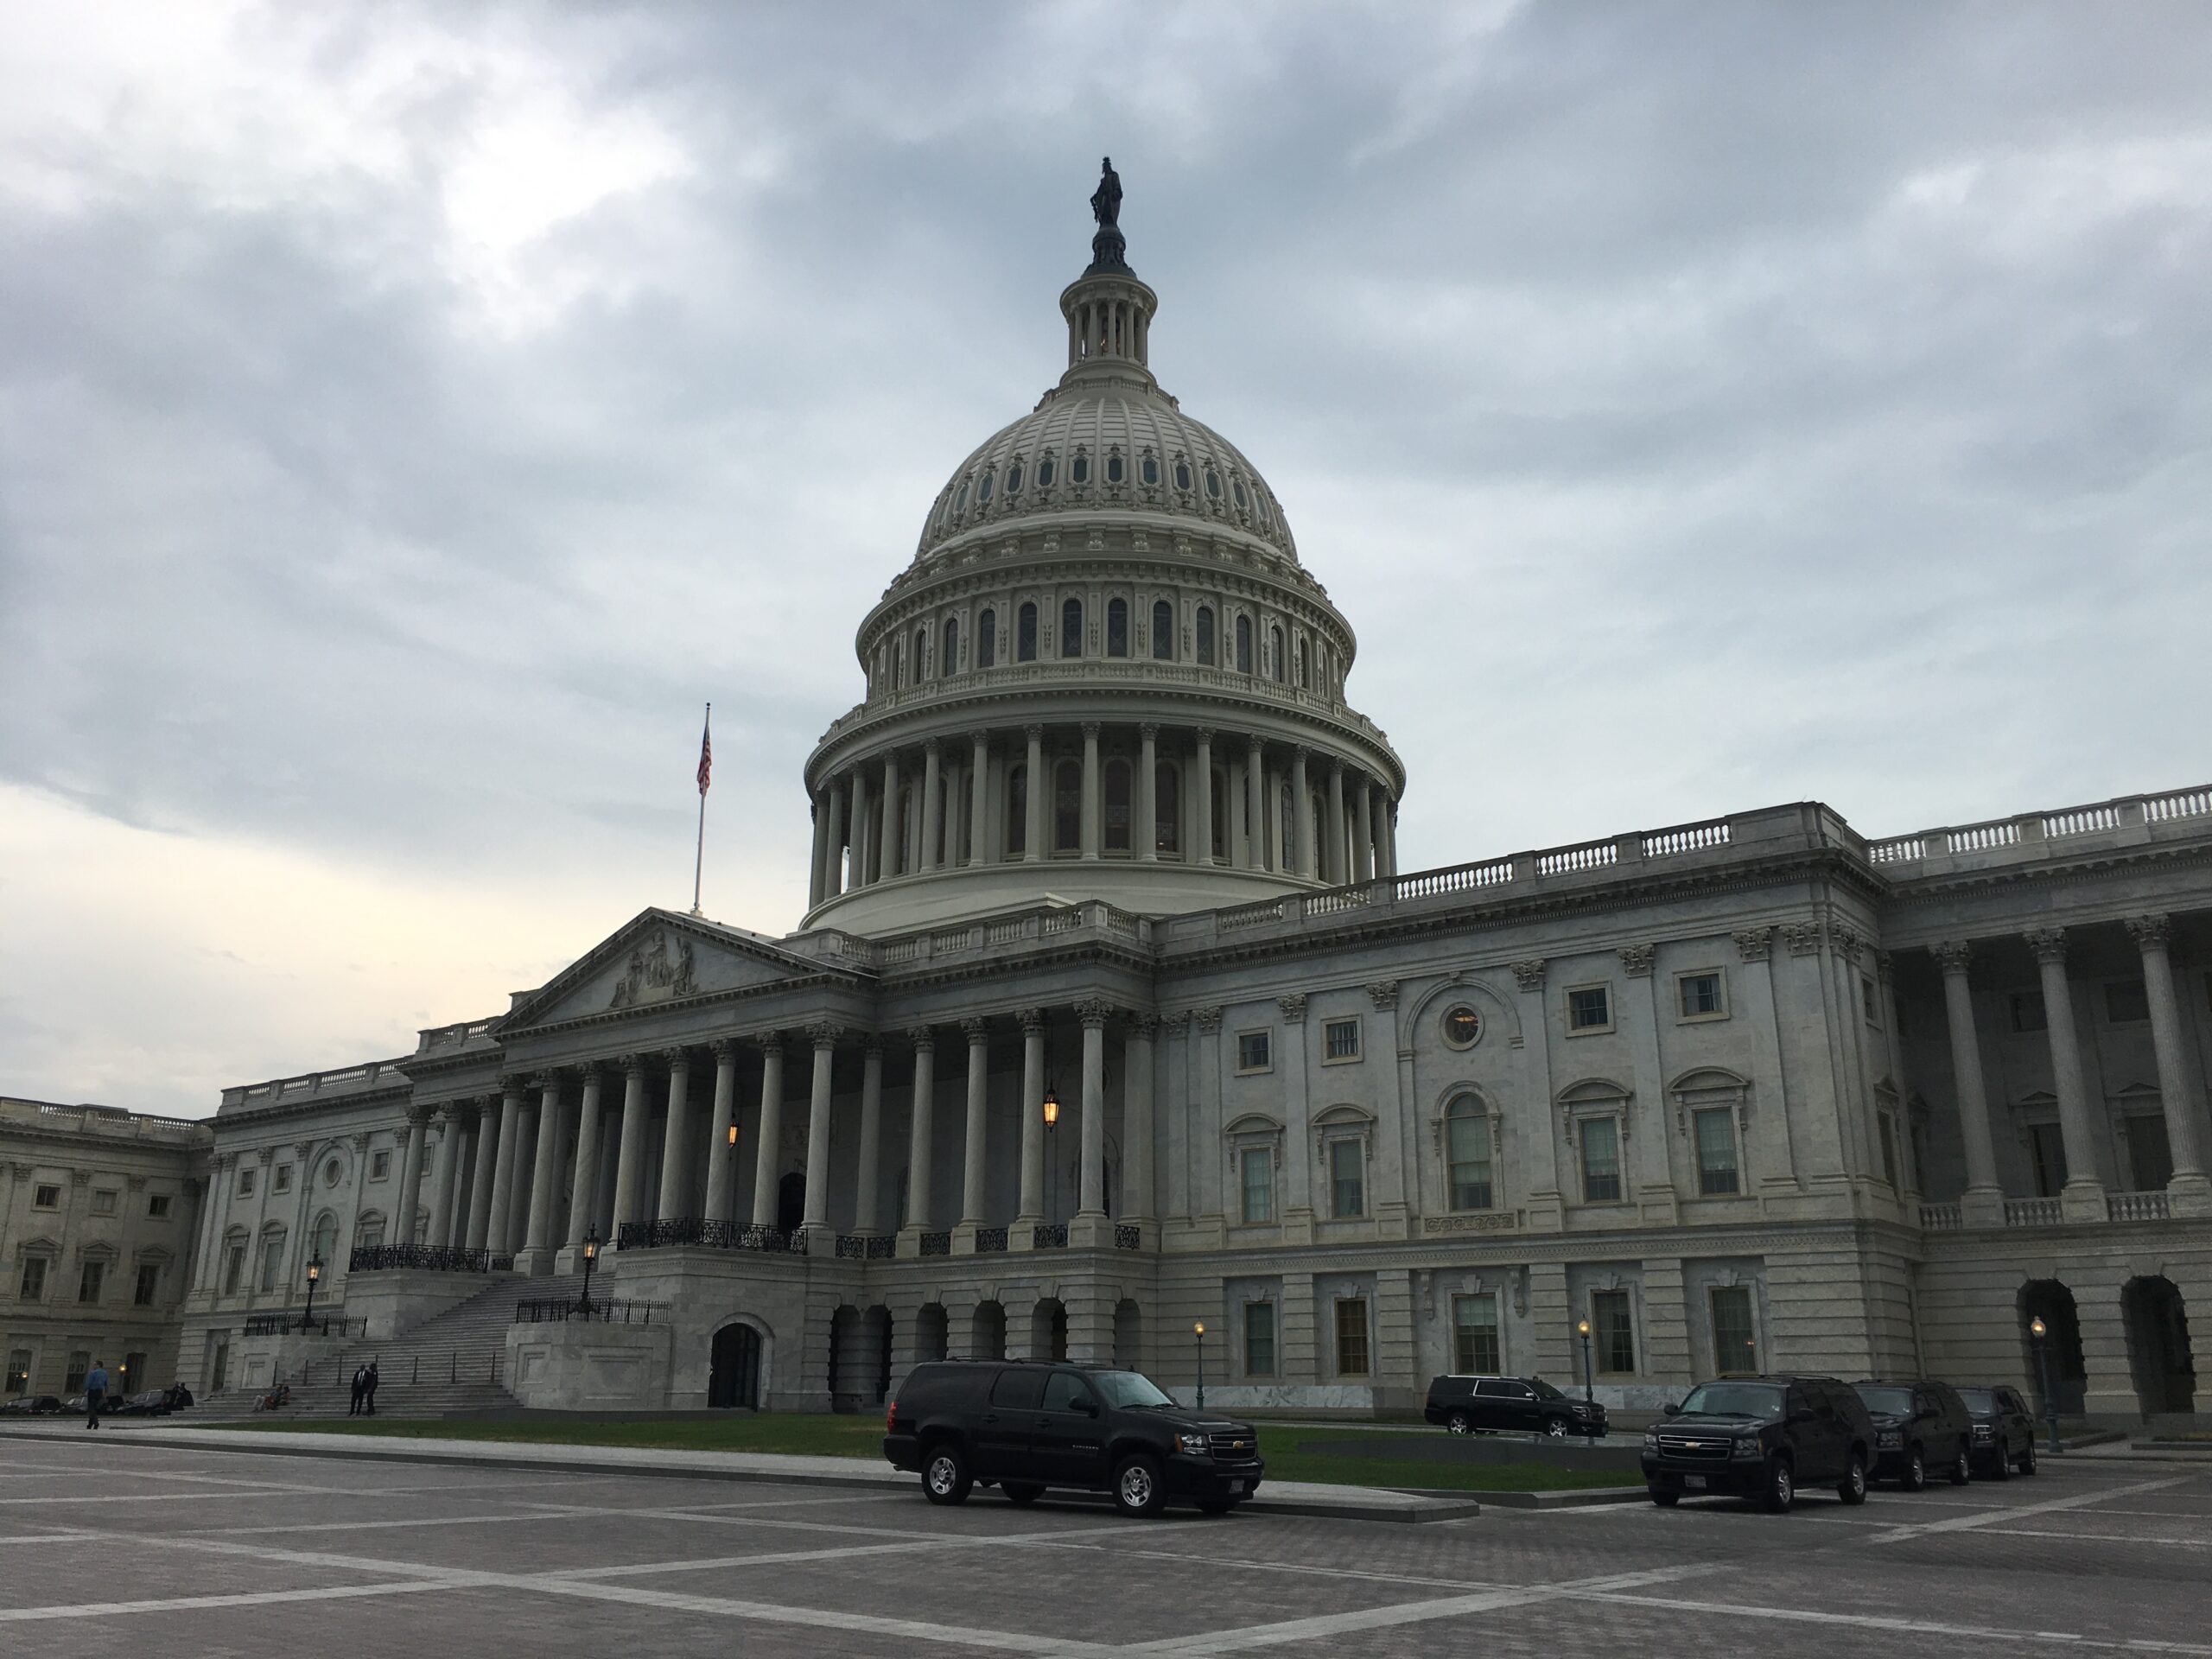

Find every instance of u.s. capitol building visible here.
[10,173,2208,1423]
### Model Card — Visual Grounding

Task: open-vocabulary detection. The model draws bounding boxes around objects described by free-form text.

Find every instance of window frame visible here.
[89,1187,118,1217]
[1326,1135,1366,1219]
[1576,1114,1624,1205]
[1590,1287,1637,1375]
[134,1262,162,1307]
[1332,1296,1371,1377]
[1235,1030,1273,1075]
[18,1255,48,1301]
[1237,1145,1275,1224]
[1691,1106,1740,1197]
[1565,983,1614,1035]
[1151,598,1174,661]
[1243,1300,1277,1376]
[32,1181,60,1210]
[1675,969,1727,1022]
[1451,1292,1502,1375]
[1444,1096,1495,1211]
[1060,596,1084,658]
[1321,1017,1361,1064]
[148,1192,172,1218]
[1440,1004,1484,1049]
[2103,978,2150,1025]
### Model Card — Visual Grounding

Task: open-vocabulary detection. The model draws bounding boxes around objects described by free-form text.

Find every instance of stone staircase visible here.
[193,1273,588,1423]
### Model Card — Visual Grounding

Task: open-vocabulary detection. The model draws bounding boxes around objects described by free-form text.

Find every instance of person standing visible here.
[349,1363,367,1416]
[85,1359,108,1430]
[363,1360,379,1416]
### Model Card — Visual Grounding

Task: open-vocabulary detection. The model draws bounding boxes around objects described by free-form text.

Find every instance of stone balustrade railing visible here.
[1866,784,2210,869]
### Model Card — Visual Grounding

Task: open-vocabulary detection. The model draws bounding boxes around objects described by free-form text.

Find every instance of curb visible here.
[1454,1485,1647,1510]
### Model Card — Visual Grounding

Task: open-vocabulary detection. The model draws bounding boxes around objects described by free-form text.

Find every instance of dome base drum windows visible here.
[977,608,997,669]
[1107,597,1128,658]
[1061,597,1084,658]
[1017,602,1039,662]
[1151,599,1173,661]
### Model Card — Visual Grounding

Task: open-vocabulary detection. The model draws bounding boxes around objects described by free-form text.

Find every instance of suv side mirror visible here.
[1662,1402,1680,1416]
[1080,1398,1100,1417]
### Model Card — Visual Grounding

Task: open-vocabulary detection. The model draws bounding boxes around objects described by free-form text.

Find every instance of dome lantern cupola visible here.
[1058,156,1157,386]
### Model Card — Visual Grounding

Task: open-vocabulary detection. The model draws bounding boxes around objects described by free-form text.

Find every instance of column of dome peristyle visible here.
[1058,269,1160,385]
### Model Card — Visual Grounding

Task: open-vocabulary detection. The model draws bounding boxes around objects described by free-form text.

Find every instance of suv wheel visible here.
[1446,1410,1473,1435]
[1948,1446,1972,1486]
[1760,1457,1795,1514]
[1542,1417,1571,1440]
[1837,1452,1868,1506]
[1114,1454,1166,1518]
[922,1445,972,1506]
[1001,1483,1044,1507]
[1900,1447,1926,1492]
[1986,1445,2012,1481]
[1648,1483,1681,1508]
[2020,1440,2038,1477]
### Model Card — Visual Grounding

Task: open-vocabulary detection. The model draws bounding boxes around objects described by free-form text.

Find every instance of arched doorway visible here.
[970,1300,1006,1361]
[709,1322,762,1409]
[915,1304,949,1363]
[776,1172,804,1237]
[1113,1300,1142,1370]
[1032,1298,1068,1363]
[2019,1281,2088,1416]
[866,1306,893,1404]
[2122,1276,2196,1417]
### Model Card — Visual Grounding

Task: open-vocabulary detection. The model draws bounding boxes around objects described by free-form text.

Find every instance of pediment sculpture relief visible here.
[608,931,697,1011]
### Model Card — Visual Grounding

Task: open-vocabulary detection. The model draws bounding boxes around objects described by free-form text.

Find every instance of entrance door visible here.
[210,1342,230,1391]
[709,1324,762,1410]
[121,1353,148,1398]
[777,1173,805,1238]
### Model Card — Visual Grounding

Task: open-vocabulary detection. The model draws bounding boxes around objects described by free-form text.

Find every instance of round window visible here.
[321,1160,341,1187]
[1106,454,1124,484]
[1036,457,1056,486]
[1173,461,1192,491]
[1442,1006,1483,1049]
[1141,455,1159,485]
[1071,454,1090,484]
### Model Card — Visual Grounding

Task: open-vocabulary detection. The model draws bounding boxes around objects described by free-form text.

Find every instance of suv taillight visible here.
[886,1403,899,1433]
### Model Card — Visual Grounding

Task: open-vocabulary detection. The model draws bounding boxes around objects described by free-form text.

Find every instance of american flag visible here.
[696,704,713,796]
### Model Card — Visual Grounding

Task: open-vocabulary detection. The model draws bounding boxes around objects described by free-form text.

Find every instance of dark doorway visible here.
[2122,1276,2196,1417]
[709,1322,762,1410]
[915,1303,949,1363]
[867,1306,893,1404]
[971,1300,1006,1361]
[776,1172,805,1237]
[2019,1281,2088,1415]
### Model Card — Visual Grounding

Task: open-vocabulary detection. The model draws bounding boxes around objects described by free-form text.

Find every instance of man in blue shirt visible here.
[85,1360,108,1429]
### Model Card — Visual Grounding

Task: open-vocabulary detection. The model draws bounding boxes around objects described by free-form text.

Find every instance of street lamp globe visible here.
[727,1122,739,1147]
[1043,1089,1059,1128]
[1576,1318,1590,1338]
[2030,1316,2047,1338]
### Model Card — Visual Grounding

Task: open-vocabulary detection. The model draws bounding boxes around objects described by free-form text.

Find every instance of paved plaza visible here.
[0,1434,2207,1657]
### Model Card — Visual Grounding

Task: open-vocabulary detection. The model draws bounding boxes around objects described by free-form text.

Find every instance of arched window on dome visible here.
[1053,760,1082,854]
[1006,461,1024,496]
[1280,781,1297,869]
[1152,599,1173,660]
[1233,477,1249,511]
[1270,625,1286,683]
[1294,637,1307,690]
[1155,762,1180,857]
[1071,453,1090,486]
[1006,764,1027,856]
[1106,453,1124,486]
[1037,455,1056,488]
[1141,454,1159,486]
[977,608,997,670]
[1205,467,1223,499]
[978,471,994,505]
[1103,758,1133,854]
[942,616,960,677]
[1106,598,1128,658]
[1061,597,1084,658]
[1196,606,1216,666]
[916,625,932,681]
[1173,460,1192,493]
[954,481,970,515]
[1017,602,1039,663]
[1235,615,1253,675]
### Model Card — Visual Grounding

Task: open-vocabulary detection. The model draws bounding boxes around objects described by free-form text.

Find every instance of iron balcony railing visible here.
[616,1217,800,1254]
[975,1227,1009,1253]
[242,1313,362,1338]
[514,1298,664,1325]
[347,1245,507,1274]
[918,1231,951,1256]
[1114,1224,1142,1250]
[1032,1224,1069,1249]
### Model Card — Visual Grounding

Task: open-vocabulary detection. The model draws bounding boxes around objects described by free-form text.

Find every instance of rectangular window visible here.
[148,1193,171,1218]
[89,1188,118,1217]
[77,1261,105,1304]
[1239,1147,1275,1224]
[237,1166,256,1198]
[1878,1113,1901,1189]
[1861,976,1881,1027]
[2011,991,2047,1033]
[66,1352,90,1393]
[1592,1289,1636,1374]
[1567,985,1612,1033]
[2028,1122,2068,1198]
[33,1183,60,1210]
[258,1239,283,1294]
[1329,1139,1366,1218]
[2127,1115,2174,1192]
[1452,1293,1501,1375]
[370,1150,391,1181]
[2104,979,2149,1024]
[1243,1301,1276,1376]
[1580,1118,1622,1203]
[1322,1019,1360,1061]
[1333,1297,1370,1376]
[1236,1031,1271,1073]
[1677,971,1724,1019]
[272,1165,293,1194]
[1693,1108,1739,1197]
[4,1351,29,1395]
[223,1243,246,1295]
[1710,1286,1757,1374]
[134,1263,161,1306]
[1446,1110,1492,1211]
[18,1257,48,1301]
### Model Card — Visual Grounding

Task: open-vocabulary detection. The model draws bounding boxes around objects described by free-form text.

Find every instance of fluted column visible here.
[464,1096,503,1252]
[958,1019,991,1230]
[564,1065,606,1251]
[906,1028,939,1237]
[656,1050,694,1221]
[1931,942,2003,1222]
[1024,725,1046,861]
[919,741,944,873]
[1290,748,1315,878]
[855,1037,886,1234]
[1246,735,1268,871]
[821,782,846,901]
[1125,1014,1155,1228]
[877,753,903,880]
[192,1155,232,1290]
[808,790,830,906]
[2028,927,2106,1217]
[1076,1001,1109,1220]
[968,733,989,866]
[752,1035,786,1230]
[801,1025,839,1237]
[2126,914,2211,1212]
[850,772,873,886]
[1325,761,1347,883]
[1080,722,1102,858]
[426,1104,463,1249]
[391,1104,429,1248]
[1382,798,1399,878]
[1016,1008,1046,1225]
[702,1041,740,1228]
[523,1071,567,1262]
[1137,723,1158,861]
[1193,729,1215,866]
[610,1057,651,1233]
[1355,777,1376,881]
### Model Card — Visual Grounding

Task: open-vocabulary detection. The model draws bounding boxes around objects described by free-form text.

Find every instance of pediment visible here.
[499,909,850,1033]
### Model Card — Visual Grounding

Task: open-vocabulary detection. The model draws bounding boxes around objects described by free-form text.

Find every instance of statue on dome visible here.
[1090,157,1122,231]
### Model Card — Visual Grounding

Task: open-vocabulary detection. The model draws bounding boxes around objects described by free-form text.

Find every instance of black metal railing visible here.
[835,1233,896,1260]
[976,1227,1008,1253]
[617,1218,798,1253]
[347,1244,496,1274]
[514,1298,663,1325]
[919,1230,951,1256]
[1113,1224,1142,1250]
[1033,1224,1068,1249]
[243,1313,361,1338]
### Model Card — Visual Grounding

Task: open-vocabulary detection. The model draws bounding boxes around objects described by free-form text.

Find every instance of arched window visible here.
[917,625,932,680]
[1155,762,1180,856]
[1205,467,1222,499]
[1235,614,1253,674]
[1106,597,1128,658]
[1103,758,1133,853]
[1151,599,1173,660]
[1017,602,1039,662]
[977,608,996,669]
[1196,606,1216,666]
[1037,455,1056,487]
[1106,453,1125,485]
[1054,760,1082,853]
[1006,765,1027,855]
[1446,1096,1494,1211]
[1071,453,1090,486]
[1294,637,1307,689]
[954,482,969,514]
[1141,454,1159,486]
[1061,597,1084,658]
[1007,461,1024,495]
[1233,477,1248,510]
[1173,460,1192,492]
[353,1211,385,1251]
[1270,625,1286,683]
[943,616,959,675]
[308,1211,338,1268]
[978,470,995,505]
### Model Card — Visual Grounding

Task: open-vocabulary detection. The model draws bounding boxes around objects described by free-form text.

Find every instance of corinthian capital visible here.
[2125,913,2173,952]
[2025,927,2068,966]
[1929,940,1973,975]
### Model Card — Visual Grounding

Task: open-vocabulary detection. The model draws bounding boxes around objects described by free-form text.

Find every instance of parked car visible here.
[1854,1379,1974,1490]
[884,1359,1263,1517]
[1423,1374,1608,1439]
[1957,1384,2040,1478]
[0,1395,63,1415]
[112,1389,174,1417]
[1642,1376,1874,1512]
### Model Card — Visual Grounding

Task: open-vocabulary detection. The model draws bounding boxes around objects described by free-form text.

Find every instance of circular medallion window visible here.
[1442,1005,1484,1049]
[321,1159,342,1187]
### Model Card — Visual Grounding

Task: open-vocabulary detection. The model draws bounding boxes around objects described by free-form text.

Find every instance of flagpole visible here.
[692,702,710,916]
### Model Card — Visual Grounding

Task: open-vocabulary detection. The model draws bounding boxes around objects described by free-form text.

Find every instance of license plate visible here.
[1683,1476,1707,1491]
[1232,1480,1248,1494]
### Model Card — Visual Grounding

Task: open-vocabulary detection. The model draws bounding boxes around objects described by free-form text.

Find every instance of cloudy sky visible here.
[4,3,2208,1117]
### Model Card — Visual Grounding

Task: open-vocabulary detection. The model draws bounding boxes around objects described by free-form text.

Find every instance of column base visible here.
[2060,1179,2109,1225]
[2165,1173,2212,1218]
[509,1248,558,1276]
[1008,1211,1044,1251]
[1959,1185,2006,1228]
[1068,1212,1112,1249]
[951,1223,981,1256]
[551,1244,594,1274]
[895,1224,925,1258]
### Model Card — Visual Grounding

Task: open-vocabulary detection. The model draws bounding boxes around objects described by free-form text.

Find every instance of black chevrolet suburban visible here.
[1854,1379,1974,1490]
[884,1359,1264,1517]
[1423,1374,1608,1439]
[1642,1375,1874,1512]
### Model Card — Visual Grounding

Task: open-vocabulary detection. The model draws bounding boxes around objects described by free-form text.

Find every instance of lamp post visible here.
[1043,1087,1059,1224]
[726,1121,739,1230]
[302,1254,323,1335]
[1575,1317,1594,1407]
[2030,1314,2062,1455]
[1194,1320,1206,1411]
[579,1224,600,1319]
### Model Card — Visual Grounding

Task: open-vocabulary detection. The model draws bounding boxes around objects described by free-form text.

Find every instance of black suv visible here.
[1855,1379,1974,1490]
[1642,1376,1874,1512]
[1424,1374,1608,1439]
[884,1360,1264,1517]
[1957,1383,2040,1479]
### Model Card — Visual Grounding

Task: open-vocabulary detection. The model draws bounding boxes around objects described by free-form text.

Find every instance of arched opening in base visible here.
[709,1321,763,1410]
[2018,1280,2088,1416]
[2122,1275,2196,1418]
[970,1300,1006,1361]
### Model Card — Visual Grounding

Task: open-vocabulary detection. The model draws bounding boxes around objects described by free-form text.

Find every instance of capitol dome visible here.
[798,164,1404,936]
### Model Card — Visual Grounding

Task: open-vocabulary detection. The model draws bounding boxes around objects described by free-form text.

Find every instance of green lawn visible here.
[204,1414,1633,1491]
